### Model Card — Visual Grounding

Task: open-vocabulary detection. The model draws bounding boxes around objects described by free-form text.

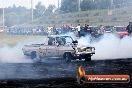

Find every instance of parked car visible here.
[104,26,114,33]
[114,26,128,38]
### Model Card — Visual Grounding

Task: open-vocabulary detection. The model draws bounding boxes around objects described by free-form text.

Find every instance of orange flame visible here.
[78,66,86,76]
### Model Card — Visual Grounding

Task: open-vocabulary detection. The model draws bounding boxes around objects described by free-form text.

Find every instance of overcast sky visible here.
[0,0,60,8]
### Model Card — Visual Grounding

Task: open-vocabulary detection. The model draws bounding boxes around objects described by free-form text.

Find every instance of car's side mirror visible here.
[56,42,60,47]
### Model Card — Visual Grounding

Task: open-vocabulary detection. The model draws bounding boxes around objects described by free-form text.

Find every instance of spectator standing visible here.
[76,24,81,37]
[98,25,105,35]
[126,22,132,36]
[87,25,92,35]
[84,24,88,32]
[53,25,56,35]
[47,26,52,36]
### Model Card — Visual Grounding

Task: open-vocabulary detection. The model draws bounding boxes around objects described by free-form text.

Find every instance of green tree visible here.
[81,0,95,11]
[4,5,30,27]
[80,0,111,11]
[113,0,126,8]
[44,5,56,15]
[5,12,18,27]
[60,0,78,13]
[34,2,46,18]
[96,0,111,9]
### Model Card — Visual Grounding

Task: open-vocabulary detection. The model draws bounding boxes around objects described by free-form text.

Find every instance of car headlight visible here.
[77,48,82,52]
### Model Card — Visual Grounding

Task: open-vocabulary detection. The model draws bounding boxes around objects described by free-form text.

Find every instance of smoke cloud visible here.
[0,33,132,63]
[0,44,32,63]
[0,37,47,63]
[77,34,132,60]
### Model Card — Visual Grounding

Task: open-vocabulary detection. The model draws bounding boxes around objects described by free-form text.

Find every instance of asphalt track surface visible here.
[0,58,132,88]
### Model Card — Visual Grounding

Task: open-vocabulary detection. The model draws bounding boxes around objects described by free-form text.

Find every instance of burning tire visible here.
[85,55,91,62]
[63,53,72,63]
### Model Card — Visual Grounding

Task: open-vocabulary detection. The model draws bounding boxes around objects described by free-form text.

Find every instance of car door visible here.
[46,45,57,57]
[38,46,47,58]
[56,36,74,57]
[56,45,65,57]
[57,44,74,58]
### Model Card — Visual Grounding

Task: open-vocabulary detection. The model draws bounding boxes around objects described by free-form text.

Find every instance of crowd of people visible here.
[5,22,132,38]
[47,24,106,37]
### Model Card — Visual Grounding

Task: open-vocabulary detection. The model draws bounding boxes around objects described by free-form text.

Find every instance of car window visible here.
[64,37,73,44]
[48,37,55,45]
[56,37,64,45]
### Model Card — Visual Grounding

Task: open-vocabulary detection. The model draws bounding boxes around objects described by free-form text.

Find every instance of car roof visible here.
[114,26,126,27]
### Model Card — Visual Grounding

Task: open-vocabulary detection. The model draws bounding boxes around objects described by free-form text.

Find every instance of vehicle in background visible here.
[0,29,4,33]
[0,26,6,33]
[91,26,100,37]
[104,26,114,33]
[114,26,128,38]
[80,26,96,37]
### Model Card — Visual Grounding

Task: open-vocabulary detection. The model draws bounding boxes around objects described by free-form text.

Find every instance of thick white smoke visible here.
[62,32,132,60]
[0,44,32,63]
[0,37,47,63]
[77,34,132,60]
[0,33,131,63]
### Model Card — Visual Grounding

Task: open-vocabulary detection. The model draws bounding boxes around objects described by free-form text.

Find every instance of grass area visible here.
[0,34,47,47]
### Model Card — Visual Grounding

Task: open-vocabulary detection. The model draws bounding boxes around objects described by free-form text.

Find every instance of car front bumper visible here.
[74,51,95,57]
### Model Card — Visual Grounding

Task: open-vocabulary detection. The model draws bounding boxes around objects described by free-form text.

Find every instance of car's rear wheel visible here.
[31,51,37,59]
[63,53,72,63]
[85,55,91,62]
[31,51,41,62]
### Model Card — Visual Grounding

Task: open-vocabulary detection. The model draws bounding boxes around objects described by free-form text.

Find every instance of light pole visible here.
[111,0,113,9]
[78,0,81,12]
[58,0,60,8]
[2,2,5,29]
[31,0,33,22]
[108,0,113,16]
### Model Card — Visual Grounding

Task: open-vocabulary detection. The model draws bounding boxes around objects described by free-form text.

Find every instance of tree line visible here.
[60,0,131,13]
[0,2,56,27]
[0,0,132,27]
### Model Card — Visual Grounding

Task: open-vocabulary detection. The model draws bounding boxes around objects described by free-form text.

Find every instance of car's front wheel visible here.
[85,54,91,62]
[63,53,72,63]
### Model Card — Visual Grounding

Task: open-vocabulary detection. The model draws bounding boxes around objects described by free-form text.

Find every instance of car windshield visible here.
[60,36,73,44]
[48,37,55,45]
